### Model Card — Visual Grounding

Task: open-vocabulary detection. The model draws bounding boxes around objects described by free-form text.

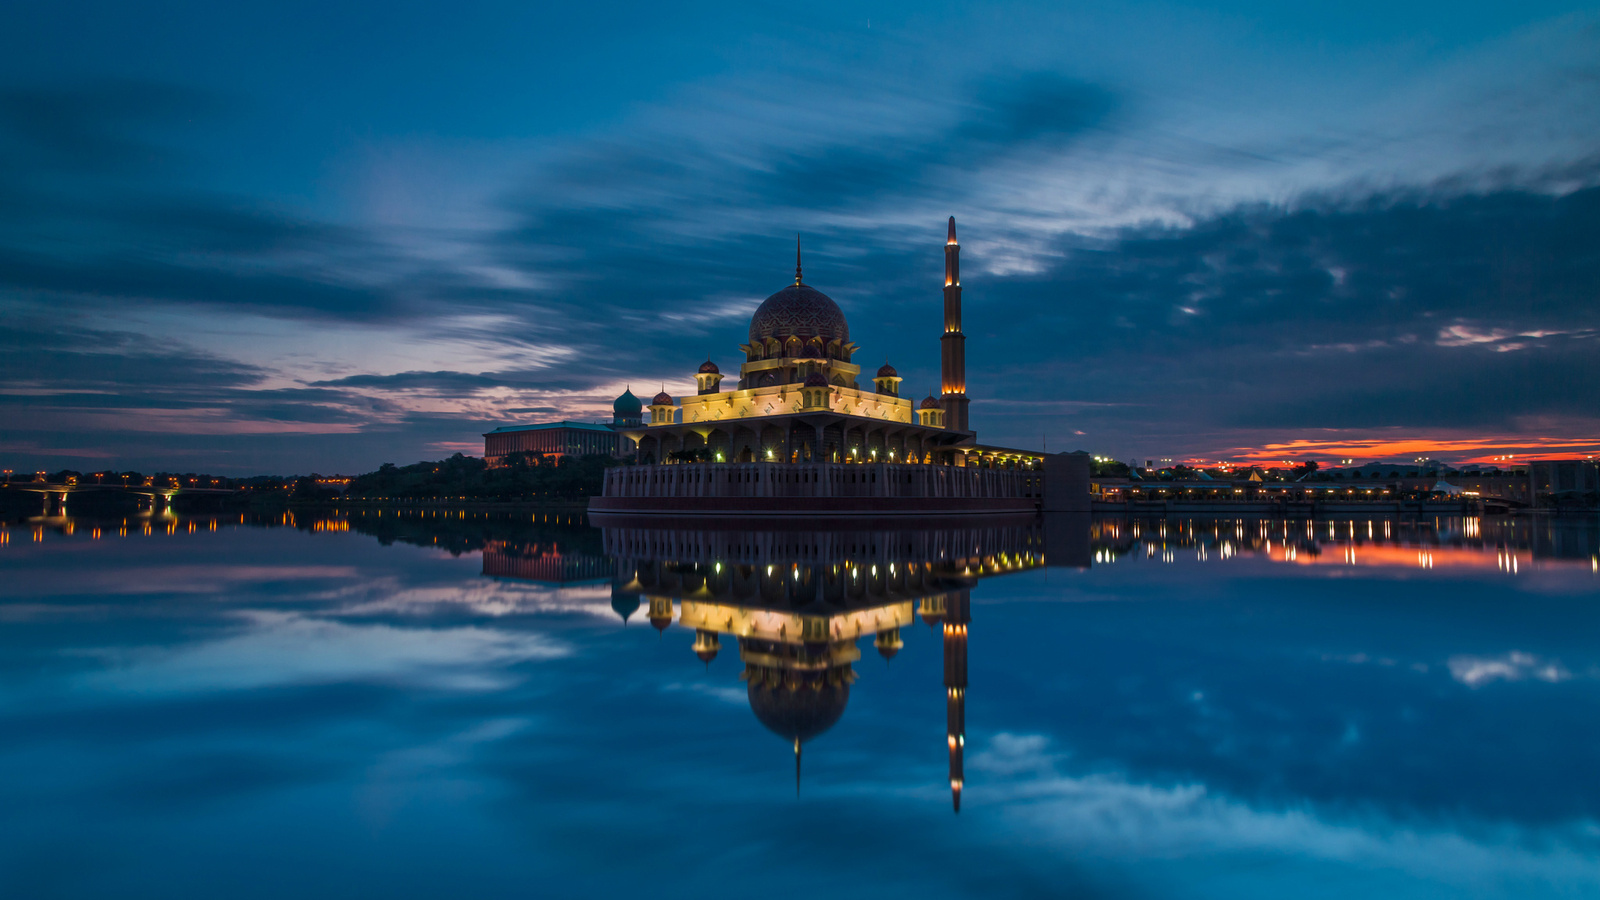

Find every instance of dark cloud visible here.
[0,80,415,322]
[0,80,216,177]
[0,319,265,390]
[310,371,541,392]
[966,185,1600,449]
[957,72,1116,145]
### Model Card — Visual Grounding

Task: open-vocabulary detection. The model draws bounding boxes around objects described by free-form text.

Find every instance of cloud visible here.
[0,80,216,178]
[309,370,548,392]
[1448,652,1574,688]
[78,610,571,694]
[964,733,1600,895]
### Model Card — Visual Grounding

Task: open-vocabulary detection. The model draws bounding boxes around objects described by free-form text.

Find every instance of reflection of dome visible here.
[693,629,720,663]
[876,363,898,378]
[610,586,640,623]
[652,391,673,406]
[803,372,829,387]
[920,394,942,410]
[875,628,903,660]
[698,359,720,374]
[613,388,642,418]
[748,682,849,745]
[748,285,850,345]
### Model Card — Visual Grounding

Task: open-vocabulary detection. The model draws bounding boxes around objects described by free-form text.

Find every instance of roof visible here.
[484,421,617,436]
[749,283,850,345]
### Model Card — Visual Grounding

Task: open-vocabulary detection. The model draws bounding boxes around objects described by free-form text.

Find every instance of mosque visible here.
[590,218,1059,516]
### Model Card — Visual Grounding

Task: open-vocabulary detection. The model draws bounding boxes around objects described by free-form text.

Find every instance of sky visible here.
[2,1,1599,474]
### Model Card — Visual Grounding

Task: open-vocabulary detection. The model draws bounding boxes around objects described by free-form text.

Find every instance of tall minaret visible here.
[940,217,971,434]
[944,587,970,812]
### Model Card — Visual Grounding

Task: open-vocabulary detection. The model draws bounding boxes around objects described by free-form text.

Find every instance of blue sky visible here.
[3,2,1599,473]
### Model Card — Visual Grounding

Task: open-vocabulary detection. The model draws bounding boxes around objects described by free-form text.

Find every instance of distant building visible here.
[482,389,645,466]
[1529,460,1600,500]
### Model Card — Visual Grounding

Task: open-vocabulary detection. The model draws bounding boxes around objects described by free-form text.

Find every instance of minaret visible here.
[940,217,970,434]
[944,588,970,812]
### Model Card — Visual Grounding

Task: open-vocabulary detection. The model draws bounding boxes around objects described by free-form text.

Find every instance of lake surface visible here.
[2,510,1598,899]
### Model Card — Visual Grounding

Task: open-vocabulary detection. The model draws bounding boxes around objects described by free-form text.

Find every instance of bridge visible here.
[2,483,237,514]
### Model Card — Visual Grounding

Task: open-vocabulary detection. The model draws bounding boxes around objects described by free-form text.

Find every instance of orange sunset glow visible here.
[1222,436,1600,466]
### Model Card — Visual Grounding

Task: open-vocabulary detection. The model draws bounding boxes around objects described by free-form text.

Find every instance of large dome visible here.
[749,681,850,745]
[748,284,849,345]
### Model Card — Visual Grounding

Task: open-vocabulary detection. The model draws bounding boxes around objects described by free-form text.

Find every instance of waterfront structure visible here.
[593,219,1052,516]
[614,220,1033,470]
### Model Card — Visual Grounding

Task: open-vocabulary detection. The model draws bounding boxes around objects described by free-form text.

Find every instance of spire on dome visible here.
[795,235,803,285]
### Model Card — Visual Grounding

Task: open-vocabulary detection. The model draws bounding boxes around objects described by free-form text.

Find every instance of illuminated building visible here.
[616,220,1033,466]
[593,219,1053,515]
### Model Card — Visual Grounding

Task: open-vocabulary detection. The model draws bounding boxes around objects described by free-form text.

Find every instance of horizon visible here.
[4,2,1599,474]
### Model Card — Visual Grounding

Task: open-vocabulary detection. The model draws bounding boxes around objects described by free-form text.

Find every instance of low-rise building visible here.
[483,421,622,466]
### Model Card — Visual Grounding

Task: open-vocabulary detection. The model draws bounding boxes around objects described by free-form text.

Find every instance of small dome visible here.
[876,363,898,378]
[610,586,640,623]
[920,395,942,410]
[875,629,903,660]
[804,372,829,387]
[698,359,720,374]
[652,391,673,406]
[613,388,642,417]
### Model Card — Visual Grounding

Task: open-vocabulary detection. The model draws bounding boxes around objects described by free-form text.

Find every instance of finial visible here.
[795,235,803,285]
[947,216,958,245]
[794,737,802,796]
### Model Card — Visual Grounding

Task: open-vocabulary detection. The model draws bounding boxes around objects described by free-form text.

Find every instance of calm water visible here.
[2,511,1598,899]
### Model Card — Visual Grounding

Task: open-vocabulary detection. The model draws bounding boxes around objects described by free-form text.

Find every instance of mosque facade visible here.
[618,218,1035,469]
[588,218,1055,515]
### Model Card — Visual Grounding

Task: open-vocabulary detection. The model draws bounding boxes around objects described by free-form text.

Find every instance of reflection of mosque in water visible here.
[606,521,1049,811]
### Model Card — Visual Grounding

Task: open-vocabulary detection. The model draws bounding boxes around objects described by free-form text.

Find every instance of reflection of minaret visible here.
[944,588,969,812]
[940,217,970,434]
